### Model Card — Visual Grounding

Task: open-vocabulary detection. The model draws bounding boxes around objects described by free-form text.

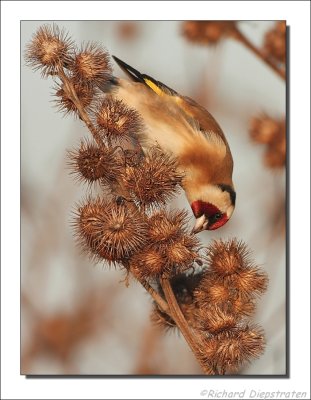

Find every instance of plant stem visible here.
[56,67,104,147]
[232,28,286,80]
[138,276,170,315]
[160,276,210,374]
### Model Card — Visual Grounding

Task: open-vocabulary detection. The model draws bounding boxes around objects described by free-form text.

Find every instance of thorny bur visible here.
[25,23,268,375]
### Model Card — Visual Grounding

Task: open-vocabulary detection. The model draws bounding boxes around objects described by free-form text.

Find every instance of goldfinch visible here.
[109,56,235,233]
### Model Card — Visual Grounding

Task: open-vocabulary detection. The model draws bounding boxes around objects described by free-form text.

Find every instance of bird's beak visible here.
[192,215,208,234]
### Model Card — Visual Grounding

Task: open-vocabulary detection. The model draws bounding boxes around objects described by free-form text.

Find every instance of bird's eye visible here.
[213,213,222,221]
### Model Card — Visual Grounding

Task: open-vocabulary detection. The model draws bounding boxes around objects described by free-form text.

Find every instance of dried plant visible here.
[25,24,74,77]
[21,289,112,373]
[67,138,122,186]
[182,21,237,46]
[69,42,112,88]
[263,21,286,65]
[116,21,140,41]
[152,239,267,374]
[182,21,286,80]
[250,114,286,169]
[182,21,286,170]
[25,23,268,375]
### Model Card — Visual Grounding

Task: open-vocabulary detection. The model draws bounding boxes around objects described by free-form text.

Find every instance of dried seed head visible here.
[182,21,236,45]
[236,325,266,362]
[200,325,265,373]
[131,211,199,278]
[67,139,121,187]
[116,21,140,41]
[122,149,143,167]
[129,246,167,280]
[250,115,286,169]
[130,235,199,279]
[123,147,183,208]
[54,81,95,116]
[148,210,187,242]
[250,115,281,144]
[205,239,268,300]
[263,21,286,64]
[94,97,143,142]
[70,42,112,88]
[264,134,286,168]
[145,210,197,276]
[25,24,74,77]
[231,296,256,317]
[164,235,200,273]
[228,267,268,298]
[215,325,266,371]
[206,239,251,276]
[198,336,219,364]
[207,283,230,304]
[148,209,190,243]
[194,340,218,374]
[197,305,237,334]
[74,197,148,264]
[182,21,204,42]
[194,270,258,319]
[194,272,231,307]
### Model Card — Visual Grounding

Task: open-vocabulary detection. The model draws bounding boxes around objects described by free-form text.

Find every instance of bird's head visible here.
[190,184,236,233]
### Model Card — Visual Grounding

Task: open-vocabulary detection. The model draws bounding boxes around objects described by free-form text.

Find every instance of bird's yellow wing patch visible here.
[143,76,179,99]
[144,78,165,96]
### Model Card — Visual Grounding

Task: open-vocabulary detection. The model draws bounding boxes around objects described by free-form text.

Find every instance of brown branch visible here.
[232,27,286,80]
[120,260,172,317]
[56,67,104,147]
[139,276,170,315]
[160,276,210,374]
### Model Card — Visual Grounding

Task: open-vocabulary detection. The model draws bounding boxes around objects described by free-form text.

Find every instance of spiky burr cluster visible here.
[152,239,267,374]
[182,21,286,80]
[182,21,286,169]
[25,23,268,375]
[250,114,286,169]
[263,21,286,65]
[182,21,237,45]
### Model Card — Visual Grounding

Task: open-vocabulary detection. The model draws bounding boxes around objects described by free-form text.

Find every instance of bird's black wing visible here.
[112,55,178,97]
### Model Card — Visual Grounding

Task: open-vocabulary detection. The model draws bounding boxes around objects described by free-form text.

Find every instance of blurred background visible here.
[21,21,286,375]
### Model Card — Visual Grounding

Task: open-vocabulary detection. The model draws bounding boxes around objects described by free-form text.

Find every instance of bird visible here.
[108,55,236,233]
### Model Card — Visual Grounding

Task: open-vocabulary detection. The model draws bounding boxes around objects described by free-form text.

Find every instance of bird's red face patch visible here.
[208,213,229,230]
[191,200,229,231]
[191,200,218,218]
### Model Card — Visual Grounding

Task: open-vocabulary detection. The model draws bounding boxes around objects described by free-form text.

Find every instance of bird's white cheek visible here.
[226,204,235,219]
